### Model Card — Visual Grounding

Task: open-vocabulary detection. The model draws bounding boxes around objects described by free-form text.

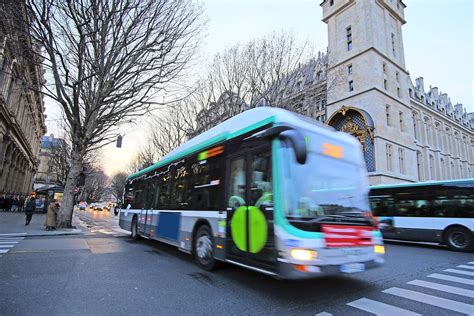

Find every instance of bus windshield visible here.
[280,144,370,220]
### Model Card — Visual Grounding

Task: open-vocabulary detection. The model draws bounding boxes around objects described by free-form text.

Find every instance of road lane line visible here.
[0,245,14,248]
[408,280,474,298]
[444,269,474,277]
[458,265,474,270]
[428,273,474,286]
[383,287,474,314]
[347,298,421,315]
[0,241,18,244]
[0,249,9,253]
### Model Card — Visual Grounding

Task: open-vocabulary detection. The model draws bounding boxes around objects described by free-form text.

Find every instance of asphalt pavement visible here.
[0,209,473,315]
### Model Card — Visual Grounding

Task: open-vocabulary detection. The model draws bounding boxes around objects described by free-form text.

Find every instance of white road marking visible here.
[0,249,9,253]
[0,245,14,248]
[0,233,26,236]
[314,312,333,316]
[0,241,18,244]
[347,298,421,315]
[428,273,474,286]
[468,262,474,265]
[408,279,474,298]
[444,268,474,277]
[458,265,474,270]
[383,287,474,314]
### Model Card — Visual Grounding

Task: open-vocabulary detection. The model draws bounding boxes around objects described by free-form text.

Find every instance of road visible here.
[1,209,473,315]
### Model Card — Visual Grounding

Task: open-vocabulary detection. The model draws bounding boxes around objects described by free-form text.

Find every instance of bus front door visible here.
[225,147,277,272]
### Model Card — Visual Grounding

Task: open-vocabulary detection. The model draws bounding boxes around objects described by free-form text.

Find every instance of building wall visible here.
[0,1,46,195]
[321,0,473,184]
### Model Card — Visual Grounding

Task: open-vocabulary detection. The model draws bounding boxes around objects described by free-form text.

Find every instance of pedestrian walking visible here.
[0,193,4,211]
[45,199,59,231]
[4,194,12,212]
[24,196,36,226]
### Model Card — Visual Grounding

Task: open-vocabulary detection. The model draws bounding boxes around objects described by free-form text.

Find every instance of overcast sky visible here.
[45,0,473,176]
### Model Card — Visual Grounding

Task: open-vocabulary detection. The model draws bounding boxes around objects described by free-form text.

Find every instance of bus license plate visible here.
[340,263,365,273]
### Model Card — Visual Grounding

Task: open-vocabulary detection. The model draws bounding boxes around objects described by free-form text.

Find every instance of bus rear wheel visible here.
[445,227,473,252]
[131,216,140,241]
[193,225,217,271]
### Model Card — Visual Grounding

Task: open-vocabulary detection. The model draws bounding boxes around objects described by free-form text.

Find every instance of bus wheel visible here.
[445,227,473,252]
[193,225,217,271]
[131,216,140,241]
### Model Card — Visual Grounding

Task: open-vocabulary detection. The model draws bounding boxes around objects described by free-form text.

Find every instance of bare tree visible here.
[6,0,205,226]
[110,172,127,202]
[48,137,71,186]
[81,167,109,203]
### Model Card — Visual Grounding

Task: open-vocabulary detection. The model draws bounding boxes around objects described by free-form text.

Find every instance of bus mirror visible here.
[279,130,307,164]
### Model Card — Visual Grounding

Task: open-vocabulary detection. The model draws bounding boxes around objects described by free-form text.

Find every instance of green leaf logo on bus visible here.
[231,206,268,253]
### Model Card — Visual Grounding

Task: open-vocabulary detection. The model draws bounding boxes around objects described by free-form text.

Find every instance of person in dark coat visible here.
[4,194,12,212]
[0,193,4,211]
[25,196,36,225]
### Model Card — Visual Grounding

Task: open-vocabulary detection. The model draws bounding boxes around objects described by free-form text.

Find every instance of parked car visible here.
[78,201,87,211]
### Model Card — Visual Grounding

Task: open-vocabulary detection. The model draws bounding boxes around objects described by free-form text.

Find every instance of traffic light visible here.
[116,135,122,148]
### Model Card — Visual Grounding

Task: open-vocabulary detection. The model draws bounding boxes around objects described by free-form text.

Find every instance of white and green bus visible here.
[119,107,384,279]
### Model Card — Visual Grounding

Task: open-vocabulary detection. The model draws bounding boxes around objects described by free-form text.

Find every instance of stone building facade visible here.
[34,135,67,189]
[190,0,473,185]
[0,1,47,195]
[321,0,473,184]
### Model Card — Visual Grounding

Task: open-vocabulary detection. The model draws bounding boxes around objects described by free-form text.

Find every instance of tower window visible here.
[348,64,353,75]
[399,111,404,131]
[386,144,393,171]
[397,87,401,98]
[384,79,388,90]
[386,104,391,126]
[396,71,399,82]
[348,80,354,92]
[346,26,352,51]
[398,148,405,174]
[391,33,396,57]
[383,62,386,73]
[330,0,334,5]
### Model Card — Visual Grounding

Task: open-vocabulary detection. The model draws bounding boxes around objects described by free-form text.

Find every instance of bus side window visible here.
[250,151,272,208]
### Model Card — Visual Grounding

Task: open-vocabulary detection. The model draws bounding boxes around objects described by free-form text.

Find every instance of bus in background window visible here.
[369,179,474,252]
[120,107,384,280]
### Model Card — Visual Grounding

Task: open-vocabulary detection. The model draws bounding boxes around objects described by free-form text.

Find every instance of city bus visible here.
[369,179,474,252]
[119,107,384,279]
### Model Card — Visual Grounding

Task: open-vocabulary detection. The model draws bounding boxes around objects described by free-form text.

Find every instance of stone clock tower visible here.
[321,0,417,184]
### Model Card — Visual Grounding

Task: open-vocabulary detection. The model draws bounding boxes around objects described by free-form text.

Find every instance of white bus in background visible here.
[370,179,474,252]
[120,107,384,279]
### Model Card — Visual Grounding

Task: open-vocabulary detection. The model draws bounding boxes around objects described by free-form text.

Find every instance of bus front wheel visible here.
[445,227,473,252]
[193,225,217,271]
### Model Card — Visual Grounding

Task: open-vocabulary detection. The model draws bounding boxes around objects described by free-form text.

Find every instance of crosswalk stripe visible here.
[0,238,24,241]
[408,280,474,298]
[0,245,14,248]
[458,265,474,270]
[468,262,474,265]
[0,233,26,236]
[383,287,474,314]
[428,273,474,286]
[444,268,474,277]
[314,312,333,316]
[0,241,18,244]
[347,297,421,315]
[0,249,9,253]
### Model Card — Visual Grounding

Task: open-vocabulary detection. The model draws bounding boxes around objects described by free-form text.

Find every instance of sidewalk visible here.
[0,211,83,237]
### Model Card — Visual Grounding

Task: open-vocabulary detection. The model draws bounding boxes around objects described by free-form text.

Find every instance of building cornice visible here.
[410,98,474,134]
[327,86,412,111]
[327,47,409,76]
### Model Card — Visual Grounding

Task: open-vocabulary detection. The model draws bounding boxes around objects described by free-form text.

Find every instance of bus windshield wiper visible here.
[308,215,346,223]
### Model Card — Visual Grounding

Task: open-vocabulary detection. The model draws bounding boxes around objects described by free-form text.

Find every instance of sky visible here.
[45,0,474,176]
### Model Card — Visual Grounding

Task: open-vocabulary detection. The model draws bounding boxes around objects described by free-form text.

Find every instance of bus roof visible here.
[128,107,360,180]
[370,178,474,190]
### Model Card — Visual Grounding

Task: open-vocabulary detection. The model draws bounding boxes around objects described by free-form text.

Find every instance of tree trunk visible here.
[57,152,83,228]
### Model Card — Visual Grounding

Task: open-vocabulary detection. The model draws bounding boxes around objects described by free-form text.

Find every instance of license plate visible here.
[340,263,365,273]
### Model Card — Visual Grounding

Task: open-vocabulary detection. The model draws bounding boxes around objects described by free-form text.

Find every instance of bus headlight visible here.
[374,245,385,254]
[290,248,317,261]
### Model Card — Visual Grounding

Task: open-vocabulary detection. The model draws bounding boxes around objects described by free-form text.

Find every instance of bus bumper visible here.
[277,258,384,280]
